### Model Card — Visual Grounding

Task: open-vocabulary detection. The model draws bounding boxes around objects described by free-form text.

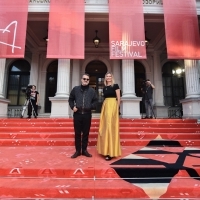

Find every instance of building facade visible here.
[0,0,200,119]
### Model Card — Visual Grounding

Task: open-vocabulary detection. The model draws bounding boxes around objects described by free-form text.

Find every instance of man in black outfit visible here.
[69,73,98,158]
[141,79,155,119]
[27,85,39,118]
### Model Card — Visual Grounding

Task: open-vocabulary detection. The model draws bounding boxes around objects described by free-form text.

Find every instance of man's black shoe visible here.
[71,151,81,158]
[82,150,92,157]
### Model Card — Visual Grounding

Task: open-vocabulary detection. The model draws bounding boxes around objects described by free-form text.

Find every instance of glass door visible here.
[89,75,104,113]
[96,76,104,113]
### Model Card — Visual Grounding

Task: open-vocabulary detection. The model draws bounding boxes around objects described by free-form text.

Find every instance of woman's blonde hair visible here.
[104,72,115,86]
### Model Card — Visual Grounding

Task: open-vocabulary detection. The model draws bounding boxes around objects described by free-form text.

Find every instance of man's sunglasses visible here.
[82,78,89,81]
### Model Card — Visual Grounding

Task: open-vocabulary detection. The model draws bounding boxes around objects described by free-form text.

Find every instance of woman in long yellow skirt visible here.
[97,72,121,161]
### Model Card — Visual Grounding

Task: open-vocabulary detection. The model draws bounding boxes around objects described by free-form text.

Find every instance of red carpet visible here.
[0,118,200,199]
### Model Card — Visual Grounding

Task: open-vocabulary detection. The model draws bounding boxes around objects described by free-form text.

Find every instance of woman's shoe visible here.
[105,155,112,161]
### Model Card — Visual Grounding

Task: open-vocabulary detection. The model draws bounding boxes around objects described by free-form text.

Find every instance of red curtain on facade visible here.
[163,0,200,59]
[47,0,85,59]
[109,0,146,59]
[0,0,28,58]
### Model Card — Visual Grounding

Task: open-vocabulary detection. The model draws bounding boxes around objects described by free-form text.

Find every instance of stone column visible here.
[122,60,136,97]
[0,59,10,117]
[30,53,39,87]
[112,60,121,88]
[180,60,200,118]
[0,59,6,98]
[71,59,80,89]
[153,51,168,118]
[184,60,200,98]
[69,59,81,117]
[121,60,141,118]
[49,59,70,118]
[55,59,70,97]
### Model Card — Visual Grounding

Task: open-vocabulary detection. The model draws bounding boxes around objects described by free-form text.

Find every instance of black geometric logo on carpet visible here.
[111,140,200,184]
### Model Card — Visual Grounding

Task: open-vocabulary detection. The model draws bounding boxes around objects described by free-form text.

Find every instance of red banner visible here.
[47,0,85,59]
[163,0,200,59]
[0,0,28,58]
[109,0,146,59]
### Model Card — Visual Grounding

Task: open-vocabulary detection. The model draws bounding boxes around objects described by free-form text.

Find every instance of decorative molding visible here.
[28,0,200,15]
[29,0,163,5]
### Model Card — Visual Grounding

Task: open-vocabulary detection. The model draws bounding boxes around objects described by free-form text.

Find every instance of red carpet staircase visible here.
[0,118,200,199]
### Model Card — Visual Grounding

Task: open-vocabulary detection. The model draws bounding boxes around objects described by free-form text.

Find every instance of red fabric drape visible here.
[163,0,200,59]
[0,0,28,58]
[47,0,85,59]
[109,0,146,59]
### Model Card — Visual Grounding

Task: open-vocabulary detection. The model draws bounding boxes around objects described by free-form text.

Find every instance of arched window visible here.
[162,61,185,106]
[7,60,30,105]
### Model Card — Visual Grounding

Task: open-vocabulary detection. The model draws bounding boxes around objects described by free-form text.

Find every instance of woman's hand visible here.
[116,89,121,107]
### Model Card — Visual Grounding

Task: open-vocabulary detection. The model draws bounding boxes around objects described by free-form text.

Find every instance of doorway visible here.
[45,60,58,113]
[85,60,107,113]
[162,61,185,106]
[134,61,146,113]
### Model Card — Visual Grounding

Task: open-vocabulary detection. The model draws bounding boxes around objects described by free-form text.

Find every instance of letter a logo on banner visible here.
[0,0,28,58]
[109,0,146,59]
[47,0,85,59]
[163,0,200,59]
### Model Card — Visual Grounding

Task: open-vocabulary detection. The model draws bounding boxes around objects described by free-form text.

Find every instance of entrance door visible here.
[45,61,58,113]
[45,72,57,112]
[85,60,107,113]
[89,75,105,113]
[134,61,146,113]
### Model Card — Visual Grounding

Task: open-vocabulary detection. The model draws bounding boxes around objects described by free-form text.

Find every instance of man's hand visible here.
[73,106,78,112]
[146,81,151,85]
[146,81,155,89]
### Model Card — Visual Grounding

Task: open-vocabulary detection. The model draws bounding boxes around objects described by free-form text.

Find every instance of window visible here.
[162,62,185,106]
[7,60,30,105]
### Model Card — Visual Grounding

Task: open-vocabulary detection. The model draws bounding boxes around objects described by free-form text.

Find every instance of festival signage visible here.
[47,0,85,59]
[109,0,146,59]
[0,0,28,58]
[163,0,200,59]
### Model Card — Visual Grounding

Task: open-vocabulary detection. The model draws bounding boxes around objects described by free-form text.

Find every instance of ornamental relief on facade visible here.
[29,0,50,3]
[143,0,163,4]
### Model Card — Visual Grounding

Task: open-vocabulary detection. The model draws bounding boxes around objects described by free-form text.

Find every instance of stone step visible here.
[0,138,200,147]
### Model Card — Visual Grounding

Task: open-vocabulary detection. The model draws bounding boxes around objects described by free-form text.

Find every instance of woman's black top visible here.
[103,84,119,98]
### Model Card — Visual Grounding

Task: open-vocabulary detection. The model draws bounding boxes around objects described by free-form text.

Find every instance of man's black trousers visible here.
[28,99,38,117]
[73,112,92,152]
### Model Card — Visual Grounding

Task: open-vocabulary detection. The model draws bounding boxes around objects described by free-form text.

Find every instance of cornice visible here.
[28,0,200,15]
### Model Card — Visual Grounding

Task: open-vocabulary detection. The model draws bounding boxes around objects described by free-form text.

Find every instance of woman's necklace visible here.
[105,84,111,90]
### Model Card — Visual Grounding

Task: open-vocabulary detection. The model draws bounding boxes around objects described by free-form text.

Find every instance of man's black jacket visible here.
[69,85,98,114]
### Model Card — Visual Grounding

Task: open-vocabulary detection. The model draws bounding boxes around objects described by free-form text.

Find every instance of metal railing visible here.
[168,106,182,118]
